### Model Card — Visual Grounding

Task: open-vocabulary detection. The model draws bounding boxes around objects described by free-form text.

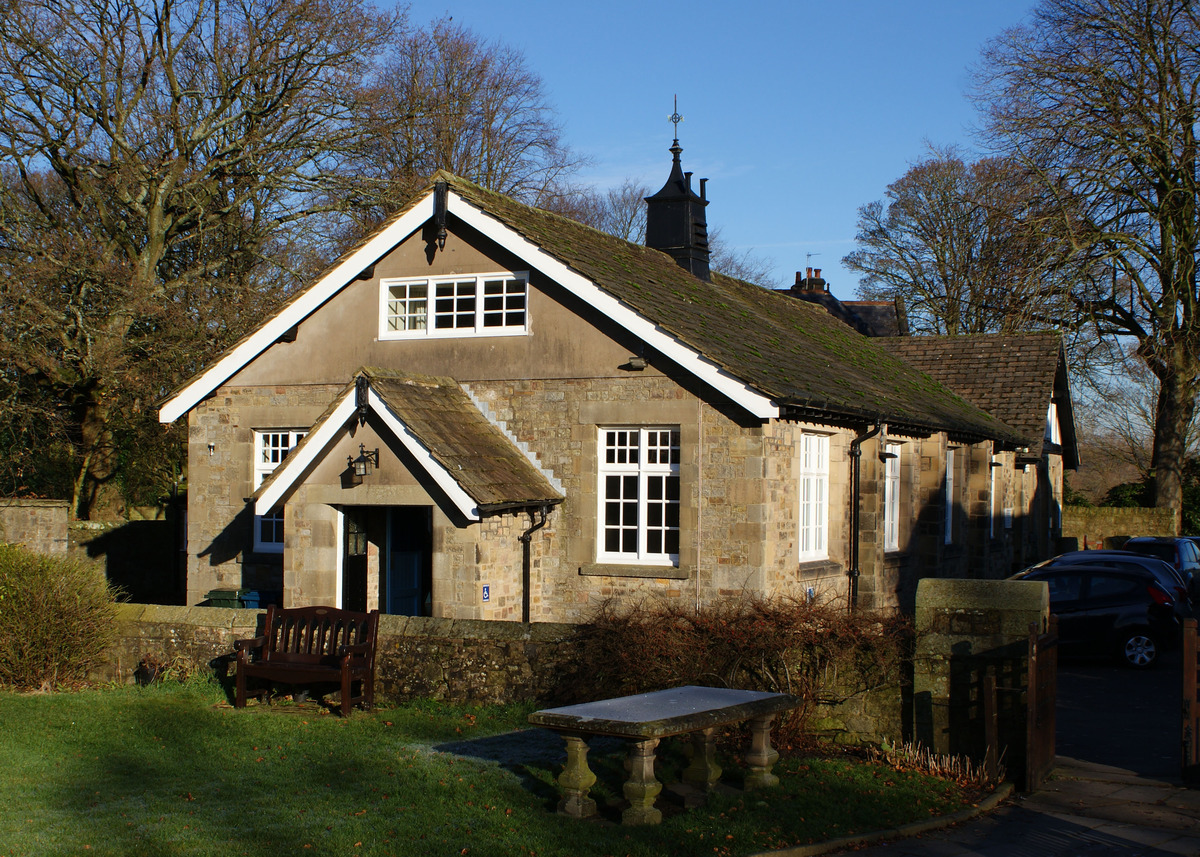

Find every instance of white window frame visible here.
[596,427,681,566]
[944,447,956,545]
[798,433,830,561]
[253,429,307,553]
[379,271,529,340]
[883,443,901,552]
[990,455,999,539]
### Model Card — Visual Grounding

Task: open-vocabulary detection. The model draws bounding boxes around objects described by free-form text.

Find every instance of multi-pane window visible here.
[944,447,956,545]
[382,273,527,338]
[253,429,307,553]
[798,433,829,560]
[883,443,901,552]
[598,427,680,564]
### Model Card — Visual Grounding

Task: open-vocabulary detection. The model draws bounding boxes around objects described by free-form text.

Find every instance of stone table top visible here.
[528,685,800,739]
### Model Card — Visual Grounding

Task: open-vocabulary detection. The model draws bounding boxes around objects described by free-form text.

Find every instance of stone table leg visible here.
[556,734,597,818]
[621,738,662,825]
[744,714,780,790]
[682,727,723,792]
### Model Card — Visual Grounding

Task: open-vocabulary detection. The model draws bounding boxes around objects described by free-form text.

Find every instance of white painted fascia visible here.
[160,196,436,424]
[366,388,481,521]
[255,393,358,515]
[446,194,779,420]
[254,386,482,521]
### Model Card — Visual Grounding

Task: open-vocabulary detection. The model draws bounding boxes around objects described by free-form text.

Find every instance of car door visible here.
[1035,570,1087,655]
[1073,572,1145,652]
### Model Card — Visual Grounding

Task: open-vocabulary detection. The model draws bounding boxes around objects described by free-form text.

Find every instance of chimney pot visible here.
[806,267,813,279]
[814,268,822,279]
[795,271,803,286]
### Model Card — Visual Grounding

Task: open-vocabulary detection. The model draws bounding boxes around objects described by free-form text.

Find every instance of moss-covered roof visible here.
[362,368,563,510]
[882,333,1074,460]
[439,173,1022,442]
[253,368,563,514]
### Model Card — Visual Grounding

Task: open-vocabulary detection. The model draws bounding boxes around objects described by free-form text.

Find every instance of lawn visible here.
[0,681,979,857]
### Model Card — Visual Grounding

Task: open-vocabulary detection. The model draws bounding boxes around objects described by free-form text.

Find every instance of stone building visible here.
[160,139,1059,621]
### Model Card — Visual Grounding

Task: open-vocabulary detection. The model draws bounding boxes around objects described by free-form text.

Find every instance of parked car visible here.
[1009,564,1181,668]
[1121,537,1200,596]
[1023,550,1193,616]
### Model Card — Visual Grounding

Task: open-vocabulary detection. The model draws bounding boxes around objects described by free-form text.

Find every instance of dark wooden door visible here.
[342,508,368,612]
[384,507,431,616]
[1185,618,1199,784]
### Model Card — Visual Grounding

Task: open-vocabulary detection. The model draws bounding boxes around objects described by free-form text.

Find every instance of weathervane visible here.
[668,95,683,140]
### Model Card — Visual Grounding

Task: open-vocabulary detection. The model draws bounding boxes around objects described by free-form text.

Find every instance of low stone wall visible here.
[1061,505,1179,551]
[100,604,584,706]
[807,684,905,747]
[0,499,69,555]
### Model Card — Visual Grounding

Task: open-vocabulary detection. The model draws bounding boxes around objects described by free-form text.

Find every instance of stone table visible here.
[528,685,800,825]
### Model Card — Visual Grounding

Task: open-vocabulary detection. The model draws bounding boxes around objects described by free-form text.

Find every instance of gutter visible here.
[518,505,553,623]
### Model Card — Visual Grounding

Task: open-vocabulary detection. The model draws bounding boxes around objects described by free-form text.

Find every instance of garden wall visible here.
[0,499,68,555]
[98,604,906,744]
[1061,505,1179,550]
[99,604,585,705]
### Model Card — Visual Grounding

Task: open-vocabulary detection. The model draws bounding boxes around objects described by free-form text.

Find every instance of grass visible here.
[0,680,982,857]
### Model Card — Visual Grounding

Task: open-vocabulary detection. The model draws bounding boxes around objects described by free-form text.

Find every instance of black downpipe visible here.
[848,423,884,612]
[519,506,550,623]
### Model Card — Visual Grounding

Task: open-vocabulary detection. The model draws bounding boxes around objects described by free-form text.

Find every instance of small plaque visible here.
[482,584,490,602]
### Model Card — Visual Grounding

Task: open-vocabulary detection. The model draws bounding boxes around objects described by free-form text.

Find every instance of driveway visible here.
[826,650,1200,856]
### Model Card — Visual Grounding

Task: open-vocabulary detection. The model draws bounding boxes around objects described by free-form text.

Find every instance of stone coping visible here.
[529,685,800,739]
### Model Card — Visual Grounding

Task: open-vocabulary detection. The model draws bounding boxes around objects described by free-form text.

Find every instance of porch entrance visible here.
[341,506,432,615]
[383,506,432,616]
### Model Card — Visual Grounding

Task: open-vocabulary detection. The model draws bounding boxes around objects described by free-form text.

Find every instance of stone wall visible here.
[98,604,584,705]
[0,499,68,554]
[100,604,904,741]
[1061,505,1179,551]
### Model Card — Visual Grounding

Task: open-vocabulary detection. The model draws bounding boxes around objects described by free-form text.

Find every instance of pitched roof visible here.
[253,368,563,519]
[882,333,1078,464]
[443,174,1021,441]
[161,172,1024,444]
[365,368,564,512]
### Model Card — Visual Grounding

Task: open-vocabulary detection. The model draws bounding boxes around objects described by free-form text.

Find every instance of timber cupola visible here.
[645,135,711,281]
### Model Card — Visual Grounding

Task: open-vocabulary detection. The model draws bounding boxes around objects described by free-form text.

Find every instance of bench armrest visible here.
[235,636,268,661]
[337,642,372,658]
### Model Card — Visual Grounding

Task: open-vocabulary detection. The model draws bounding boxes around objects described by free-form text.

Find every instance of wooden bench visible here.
[529,685,799,825]
[234,605,379,716]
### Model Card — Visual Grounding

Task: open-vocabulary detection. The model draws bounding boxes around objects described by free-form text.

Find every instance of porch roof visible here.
[252,368,563,520]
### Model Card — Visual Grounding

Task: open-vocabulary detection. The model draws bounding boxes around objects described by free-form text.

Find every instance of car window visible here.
[1041,572,1084,602]
[1130,542,1173,561]
[1084,573,1141,600]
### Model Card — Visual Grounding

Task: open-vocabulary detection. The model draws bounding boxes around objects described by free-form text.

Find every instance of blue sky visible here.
[424,0,1036,296]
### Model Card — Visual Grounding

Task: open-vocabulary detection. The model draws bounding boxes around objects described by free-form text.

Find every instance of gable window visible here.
[380,272,528,339]
[944,447,956,545]
[597,427,680,565]
[253,429,307,553]
[883,443,901,552]
[798,433,830,561]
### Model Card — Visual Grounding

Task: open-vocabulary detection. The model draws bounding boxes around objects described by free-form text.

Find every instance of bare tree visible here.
[977,0,1200,514]
[561,179,776,284]
[0,0,401,517]
[843,147,1080,335]
[341,17,583,241]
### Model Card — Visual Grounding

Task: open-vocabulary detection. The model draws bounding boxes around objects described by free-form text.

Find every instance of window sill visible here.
[579,563,690,580]
[797,559,843,577]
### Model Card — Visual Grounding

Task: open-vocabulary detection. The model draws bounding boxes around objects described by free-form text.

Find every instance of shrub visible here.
[565,595,911,744]
[0,543,120,689]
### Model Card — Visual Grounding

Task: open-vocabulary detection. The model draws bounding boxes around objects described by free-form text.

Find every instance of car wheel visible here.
[1119,631,1158,668]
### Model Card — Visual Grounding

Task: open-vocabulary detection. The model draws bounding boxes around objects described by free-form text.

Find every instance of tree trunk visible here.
[74,386,122,520]
[1150,365,1197,525]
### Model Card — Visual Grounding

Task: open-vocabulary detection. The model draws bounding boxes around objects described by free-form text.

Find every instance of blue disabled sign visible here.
[482,584,490,602]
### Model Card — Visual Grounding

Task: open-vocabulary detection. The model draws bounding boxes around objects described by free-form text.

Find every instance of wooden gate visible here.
[1024,616,1058,792]
[1185,618,1199,785]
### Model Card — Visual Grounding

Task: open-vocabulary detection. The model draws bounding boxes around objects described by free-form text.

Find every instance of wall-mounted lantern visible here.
[348,444,379,485]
